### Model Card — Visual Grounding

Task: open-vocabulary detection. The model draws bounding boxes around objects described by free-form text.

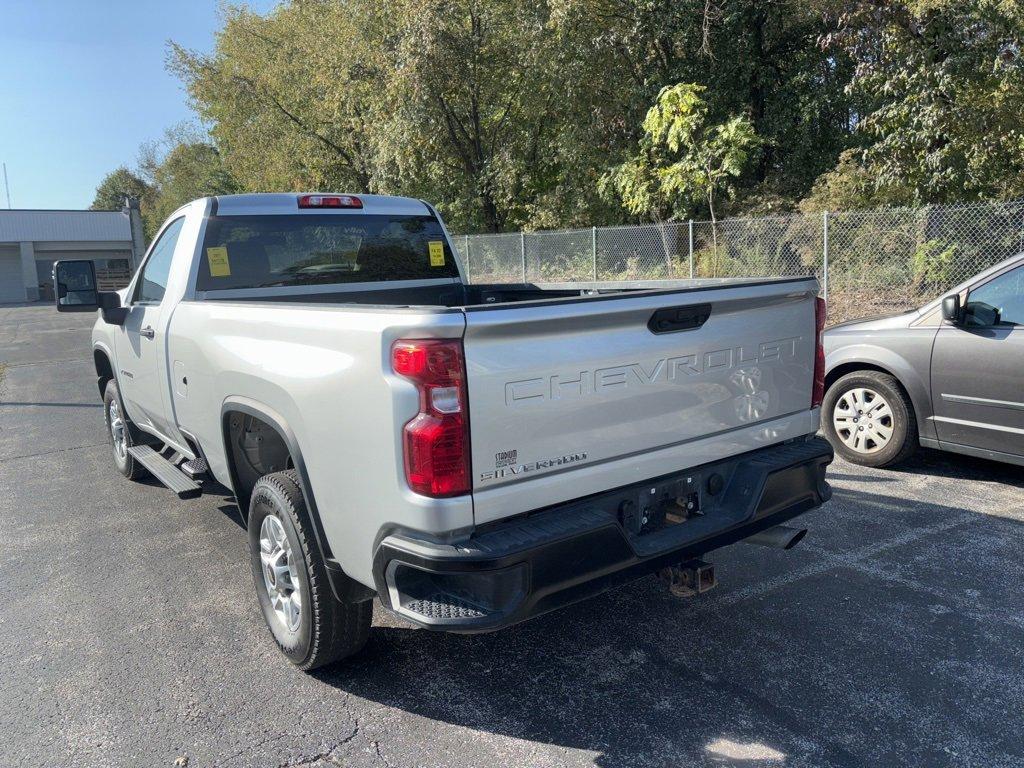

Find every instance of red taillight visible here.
[392,339,470,497]
[812,296,826,408]
[298,194,363,209]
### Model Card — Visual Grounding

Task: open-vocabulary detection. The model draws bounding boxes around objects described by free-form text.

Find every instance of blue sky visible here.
[0,0,276,210]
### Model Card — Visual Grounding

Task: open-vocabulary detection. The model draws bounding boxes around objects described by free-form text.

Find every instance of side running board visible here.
[126,445,202,499]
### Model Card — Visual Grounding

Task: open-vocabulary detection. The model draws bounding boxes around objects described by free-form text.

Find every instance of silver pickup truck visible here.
[54,193,832,670]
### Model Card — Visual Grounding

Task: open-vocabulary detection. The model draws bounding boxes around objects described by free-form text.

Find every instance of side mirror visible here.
[962,300,1000,328]
[99,291,127,325]
[941,294,962,324]
[54,261,98,313]
[52,260,127,324]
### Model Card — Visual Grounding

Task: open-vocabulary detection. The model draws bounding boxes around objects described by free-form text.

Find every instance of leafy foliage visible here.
[602,83,761,223]
[93,0,1024,233]
[92,126,238,239]
[911,238,958,293]
[168,3,382,196]
[808,0,1024,209]
[139,139,238,238]
[90,167,151,211]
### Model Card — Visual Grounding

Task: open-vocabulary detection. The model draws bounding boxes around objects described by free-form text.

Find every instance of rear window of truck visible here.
[196,214,459,291]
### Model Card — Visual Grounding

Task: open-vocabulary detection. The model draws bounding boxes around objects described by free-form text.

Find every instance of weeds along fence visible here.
[453,199,1024,324]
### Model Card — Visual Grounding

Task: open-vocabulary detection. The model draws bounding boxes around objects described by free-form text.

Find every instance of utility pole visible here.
[124,196,146,271]
[518,231,525,282]
[2,163,10,208]
[822,211,830,303]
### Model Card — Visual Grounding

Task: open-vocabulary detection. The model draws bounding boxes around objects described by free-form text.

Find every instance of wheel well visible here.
[222,410,295,518]
[94,350,114,398]
[825,362,916,412]
[825,362,893,393]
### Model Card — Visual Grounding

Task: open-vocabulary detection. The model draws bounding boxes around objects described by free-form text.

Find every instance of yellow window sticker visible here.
[207,246,231,277]
[428,240,445,267]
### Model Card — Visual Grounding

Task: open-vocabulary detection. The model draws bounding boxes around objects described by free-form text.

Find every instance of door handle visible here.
[140,326,155,339]
[648,303,712,334]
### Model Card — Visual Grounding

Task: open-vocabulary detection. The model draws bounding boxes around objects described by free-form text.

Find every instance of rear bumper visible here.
[373,436,833,632]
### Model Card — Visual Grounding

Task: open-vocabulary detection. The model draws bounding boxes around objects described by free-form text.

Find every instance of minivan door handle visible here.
[648,304,712,334]
[140,326,155,339]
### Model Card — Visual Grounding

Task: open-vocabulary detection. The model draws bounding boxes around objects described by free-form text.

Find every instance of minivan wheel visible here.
[103,379,147,480]
[247,470,371,670]
[822,370,917,468]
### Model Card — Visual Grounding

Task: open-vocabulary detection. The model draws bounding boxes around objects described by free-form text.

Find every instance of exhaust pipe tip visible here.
[744,524,807,550]
[781,527,807,550]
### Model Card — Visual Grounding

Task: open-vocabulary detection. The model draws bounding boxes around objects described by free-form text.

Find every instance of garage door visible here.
[0,247,26,303]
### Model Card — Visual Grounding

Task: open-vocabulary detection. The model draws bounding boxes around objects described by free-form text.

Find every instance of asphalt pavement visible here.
[2,303,1023,768]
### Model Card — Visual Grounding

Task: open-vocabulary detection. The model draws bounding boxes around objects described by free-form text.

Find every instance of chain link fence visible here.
[454,199,1024,323]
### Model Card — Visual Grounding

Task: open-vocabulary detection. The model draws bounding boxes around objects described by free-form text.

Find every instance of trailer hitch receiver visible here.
[658,559,716,598]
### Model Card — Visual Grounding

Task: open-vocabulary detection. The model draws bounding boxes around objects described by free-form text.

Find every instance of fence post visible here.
[822,211,830,303]
[688,219,694,279]
[520,231,527,283]
[463,235,470,280]
[592,226,598,281]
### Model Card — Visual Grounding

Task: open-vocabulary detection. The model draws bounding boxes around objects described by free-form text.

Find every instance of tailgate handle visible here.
[648,304,712,334]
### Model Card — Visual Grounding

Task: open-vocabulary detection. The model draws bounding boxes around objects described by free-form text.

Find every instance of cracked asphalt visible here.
[2,303,1023,768]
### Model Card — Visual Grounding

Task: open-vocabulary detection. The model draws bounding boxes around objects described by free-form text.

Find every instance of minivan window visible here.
[196,214,460,291]
[966,265,1024,326]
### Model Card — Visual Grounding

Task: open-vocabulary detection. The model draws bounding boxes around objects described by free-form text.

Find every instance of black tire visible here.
[822,370,918,468]
[102,379,148,480]
[247,470,371,670]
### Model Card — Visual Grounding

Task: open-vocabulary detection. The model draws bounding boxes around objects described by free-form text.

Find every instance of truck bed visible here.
[196,275,808,309]
[186,274,820,527]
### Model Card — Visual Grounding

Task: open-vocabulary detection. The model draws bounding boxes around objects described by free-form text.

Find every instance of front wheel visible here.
[821,370,918,468]
[103,379,147,480]
[247,470,371,670]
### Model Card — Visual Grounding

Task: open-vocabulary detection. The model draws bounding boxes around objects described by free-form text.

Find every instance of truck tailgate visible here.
[462,278,820,521]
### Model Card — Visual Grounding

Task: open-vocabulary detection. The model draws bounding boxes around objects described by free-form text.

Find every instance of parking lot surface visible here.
[2,303,1023,768]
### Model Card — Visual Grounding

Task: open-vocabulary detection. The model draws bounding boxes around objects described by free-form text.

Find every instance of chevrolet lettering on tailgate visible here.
[503,336,802,406]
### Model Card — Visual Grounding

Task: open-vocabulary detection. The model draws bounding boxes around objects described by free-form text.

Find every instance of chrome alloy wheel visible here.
[832,387,894,454]
[259,514,302,632]
[108,398,127,461]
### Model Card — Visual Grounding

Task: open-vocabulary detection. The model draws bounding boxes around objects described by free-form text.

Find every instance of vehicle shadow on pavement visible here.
[312,484,1024,768]
[0,400,103,408]
[884,447,1024,488]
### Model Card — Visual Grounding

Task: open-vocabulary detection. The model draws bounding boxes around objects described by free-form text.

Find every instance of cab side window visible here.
[135,218,185,305]
[965,265,1024,327]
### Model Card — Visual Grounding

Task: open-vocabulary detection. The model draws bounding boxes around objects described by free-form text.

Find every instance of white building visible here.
[0,208,142,303]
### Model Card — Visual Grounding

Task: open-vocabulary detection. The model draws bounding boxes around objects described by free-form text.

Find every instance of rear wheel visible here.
[248,470,371,670]
[822,370,917,467]
[103,379,147,480]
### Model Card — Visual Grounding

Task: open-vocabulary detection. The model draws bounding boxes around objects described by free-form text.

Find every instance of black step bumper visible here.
[373,436,833,632]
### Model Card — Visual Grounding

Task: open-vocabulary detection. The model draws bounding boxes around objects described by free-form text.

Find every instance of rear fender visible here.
[220,397,373,603]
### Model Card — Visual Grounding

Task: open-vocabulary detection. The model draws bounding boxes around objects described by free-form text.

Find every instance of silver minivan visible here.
[822,253,1024,468]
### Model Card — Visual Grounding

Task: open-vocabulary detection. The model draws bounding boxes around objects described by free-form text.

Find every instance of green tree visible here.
[170,0,598,233]
[169,2,383,196]
[555,0,855,215]
[603,83,761,222]
[807,0,1024,208]
[158,0,1021,233]
[377,0,564,232]
[141,142,238,237]
[90,167,152,211]
[603,83,761,274]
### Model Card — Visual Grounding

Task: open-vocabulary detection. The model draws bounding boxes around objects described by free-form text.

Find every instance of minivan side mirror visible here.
[941,294,962,324]
[54,260,98,313]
